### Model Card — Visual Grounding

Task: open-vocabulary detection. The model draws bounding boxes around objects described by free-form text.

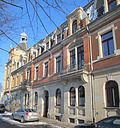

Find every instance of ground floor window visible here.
[105,80,119,107]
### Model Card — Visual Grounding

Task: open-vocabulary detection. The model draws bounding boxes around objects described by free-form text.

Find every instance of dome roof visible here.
[20,32,28,37]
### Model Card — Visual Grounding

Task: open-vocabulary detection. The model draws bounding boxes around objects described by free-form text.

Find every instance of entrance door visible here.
[43,90,49,117]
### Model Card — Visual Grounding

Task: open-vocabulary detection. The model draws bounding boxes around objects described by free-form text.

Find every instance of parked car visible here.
[12,108,39,123]
[0,104,5,113]
[74,116,120,128]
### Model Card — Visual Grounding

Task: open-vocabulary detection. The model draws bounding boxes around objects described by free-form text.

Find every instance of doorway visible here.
[43,90,49,117]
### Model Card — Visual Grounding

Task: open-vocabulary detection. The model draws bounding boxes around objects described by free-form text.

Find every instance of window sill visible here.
[104,107,120,110]
[93,53,116,63]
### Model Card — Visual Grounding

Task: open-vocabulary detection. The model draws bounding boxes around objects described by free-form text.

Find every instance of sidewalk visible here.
[39,116,75,128]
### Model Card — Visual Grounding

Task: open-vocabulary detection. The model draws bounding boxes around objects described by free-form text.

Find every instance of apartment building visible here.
[3,0,120,125]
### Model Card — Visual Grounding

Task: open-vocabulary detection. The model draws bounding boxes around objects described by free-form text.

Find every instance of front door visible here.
[43,90,49,117]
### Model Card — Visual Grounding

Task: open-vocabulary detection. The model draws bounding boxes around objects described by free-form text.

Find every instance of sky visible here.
[0,0,90,86]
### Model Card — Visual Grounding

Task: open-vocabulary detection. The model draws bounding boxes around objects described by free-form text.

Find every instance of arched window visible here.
[56,89,61,106]
[105,80,119,107]
[78,86,85,106]
[72,20,77,34]
[35,92,38,105]
[70,87,76,106]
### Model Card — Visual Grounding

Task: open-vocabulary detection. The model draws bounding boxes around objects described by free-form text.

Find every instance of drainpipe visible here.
[87,26,95,123]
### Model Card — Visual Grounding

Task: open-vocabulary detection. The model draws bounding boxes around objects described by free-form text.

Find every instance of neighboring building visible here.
[2,0,120,125]
[3,32,28,110]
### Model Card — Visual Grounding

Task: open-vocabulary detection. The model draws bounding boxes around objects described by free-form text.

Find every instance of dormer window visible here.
[33,52,36,58]
[96,0,104,17]
[46,42,49,50]
[57,34,61,44]
[72,20,77,34]
[108,0,117,11]
[37,48,40,56]
[41,46,44,53]
[50,38,55,48]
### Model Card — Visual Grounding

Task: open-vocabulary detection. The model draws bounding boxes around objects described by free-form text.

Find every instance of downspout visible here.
[87,25,95,123]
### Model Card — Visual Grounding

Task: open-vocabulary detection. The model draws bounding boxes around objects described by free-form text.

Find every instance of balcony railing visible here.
[61,63,85,75]
[68,106,76,115]
[77,106,85,116]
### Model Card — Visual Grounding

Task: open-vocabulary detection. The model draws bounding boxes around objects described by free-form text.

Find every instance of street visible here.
[0,113,61,128]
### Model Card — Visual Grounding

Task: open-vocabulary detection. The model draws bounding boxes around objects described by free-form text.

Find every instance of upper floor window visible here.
[70,87,76,106]
[105,80,119,107]
[35,66,39,80]
[57,34,61,44]
[37,48,40,56]
[45,62,48,77]
[101,30,114,57]
[17,62,19,68]
[56,56,62,73]
[72,20,77,34]
[46,42,49,50]
[108,0,117,11]
[56,89,61,106]
[70,49,76,69]
[33,51,36,58]
[96,0,104,17]
[77,46,84,69]
[50,38,55,48]
[78,86,85,106]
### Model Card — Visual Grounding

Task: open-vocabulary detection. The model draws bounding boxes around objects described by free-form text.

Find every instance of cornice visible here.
[88,5,120,33]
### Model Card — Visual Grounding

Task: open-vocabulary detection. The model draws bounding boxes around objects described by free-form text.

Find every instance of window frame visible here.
[78,86,85,107]
[56,56,62,73]
[105,80,119,107]
[56,88,61,106]
[98,25,116,59]
[72,20,77,34]
[70,87,76,106]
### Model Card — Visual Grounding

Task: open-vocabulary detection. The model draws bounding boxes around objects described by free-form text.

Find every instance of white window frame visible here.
[97,25,117,59]
[54,52,61,74]
[34,64,39,80]
[43,59,49,77]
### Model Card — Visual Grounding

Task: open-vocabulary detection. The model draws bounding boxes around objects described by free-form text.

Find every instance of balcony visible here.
[20,80,31,92]
[60,64,88,83]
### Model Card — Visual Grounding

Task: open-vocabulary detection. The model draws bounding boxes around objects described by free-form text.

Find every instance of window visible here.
[35,66,39,80]
[105,80,119,107]
[77,46,84,69]
[70,87,76,106]
[41,46,44,53]
[17,62,19,68]
[37,48,40,56]
[33,52,36,58]
[72,20,77,34]
[27,69,31,81]
[56,89,61,106]
[78,86,85,106]
[57,34,61,43]
[35,92,38,105]
[56,56,61,73]
[101,30,114,57]
[27,93,30,106]
[46,42,49,50]
[25,94,27,106]
[70,49,76,69]
[45,62,48,77]
[108,0,117,11]
[50,39,55,47]
[96,0,104,17]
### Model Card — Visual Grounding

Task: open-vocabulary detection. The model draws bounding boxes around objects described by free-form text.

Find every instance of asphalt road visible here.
[0,114,60,128]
